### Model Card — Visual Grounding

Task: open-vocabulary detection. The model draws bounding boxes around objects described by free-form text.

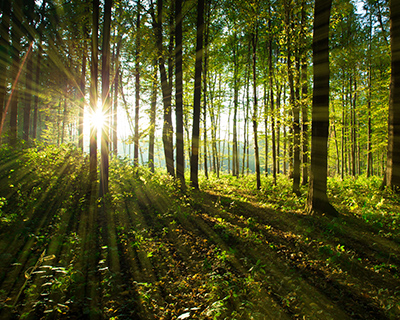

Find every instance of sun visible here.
[88,108,106,131]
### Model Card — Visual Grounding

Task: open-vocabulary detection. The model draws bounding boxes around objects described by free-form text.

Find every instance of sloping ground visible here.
[0,146,399,319]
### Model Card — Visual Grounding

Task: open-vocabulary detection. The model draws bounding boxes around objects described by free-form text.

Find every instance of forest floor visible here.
[0,145,400,319]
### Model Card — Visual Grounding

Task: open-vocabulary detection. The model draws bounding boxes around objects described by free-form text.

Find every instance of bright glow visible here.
[89,108,106,131]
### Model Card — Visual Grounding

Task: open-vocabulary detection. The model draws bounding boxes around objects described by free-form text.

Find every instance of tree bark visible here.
[387,0,400,191]
[252,29,261,190]
[232,31,239,177]
[153,0,174,176]
[0,0,11,139]
[134,1,141,167]
[78,37,87,150]
[149,61,157,173]
[90,0,99,182]
[307,0,338,216]
[268,22,277,185]
[100,0,112,197]
[175,0,185,188]
[113,40,120,156]
[9,0,23,146]
[190,0,205,189]
[23,45,33,143]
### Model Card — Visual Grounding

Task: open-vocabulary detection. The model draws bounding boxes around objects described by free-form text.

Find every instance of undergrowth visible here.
[0,146,399,319]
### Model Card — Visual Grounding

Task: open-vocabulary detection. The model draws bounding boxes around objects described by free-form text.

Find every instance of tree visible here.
[386,0,400,191]
[267,6,277,186]
[149,60,157,173]
[90,0,99,183]
[190,0,205,189]
[307,0,338,216]
[252,27,261,190]
[151,0,175,177]
[9,0,24,146]
[134,0,141,167]
[99,0,112,197]
[78,16,88,151]
[0,0,11,138]
[175,0,185,189]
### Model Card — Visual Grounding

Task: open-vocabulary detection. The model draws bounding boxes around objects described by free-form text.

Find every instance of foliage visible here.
[1,147,400,319]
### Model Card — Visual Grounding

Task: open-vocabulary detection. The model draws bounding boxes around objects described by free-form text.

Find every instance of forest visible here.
[0,0,400,318]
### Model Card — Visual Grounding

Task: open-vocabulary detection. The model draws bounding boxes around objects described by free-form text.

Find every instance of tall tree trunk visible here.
[301,60,309,185]
[0,0,11,138]
[242,64,250,176]
[90,0,99,182]
[341,81,345,179]
[202,2,210,180]
[149,61,157,173]
[134,2,141,167]
[307,0,338,216]
[387,0,400,190]
[100,0,112,197]
[300,0,309,185]
[252,29,261,190]
[78,38,87,150]
[264,82,268,176]
[351,77,357,176]
[190,0,204,189]
[285,0,300,194]
[61,97,68,144]
[232,32,239,177]
[113,40,120,156]
[276,85,281,174]
[154,0,174,176]
[32,42,42,140]
[175,0,185,187]
[9,0,24,146]
[23,46,33,143]
[366,8,373,177]
[268,24,277,185]
[203,85,208,178]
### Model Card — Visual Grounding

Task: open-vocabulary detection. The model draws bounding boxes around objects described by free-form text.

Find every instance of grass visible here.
[0,145,399,319]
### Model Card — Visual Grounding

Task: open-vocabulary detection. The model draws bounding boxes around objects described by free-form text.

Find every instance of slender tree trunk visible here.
[232,32,239,177]
[100,0,112,197]
[264,82,268,176]
[23,47,33,143]
[134,1,141,167]
[341,81,345,179]
[78,38,87,150]
[351,78,357,176]
[203,90,208,178]
[269,32,277,185]
[190,0,204,189]
[331,103,340,175]
[387,0,400,190]
[175,0,185,187]
[149,61,157,173]
[90,0,99,182]
[367,11,373,177]
[61,97,68,144]
[9,0,23,146]
[154,0,174,176]
[252,30,261,190]
[242,65,250,176]
[307,0,338,216]
[32,36,42,140]
[113,40,120,156]
[276,85,281,174]
[301,60,309,185]
[0,0,11,139]
[300,0,309,185]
